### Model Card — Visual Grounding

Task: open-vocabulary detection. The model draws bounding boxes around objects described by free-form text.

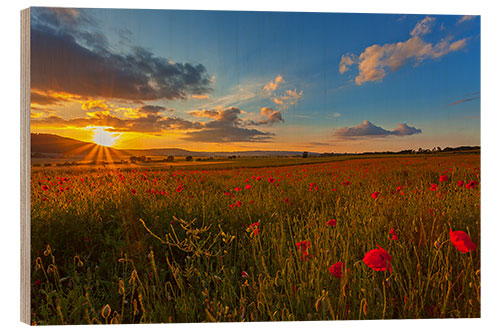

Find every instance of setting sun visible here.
[91,126,120,147]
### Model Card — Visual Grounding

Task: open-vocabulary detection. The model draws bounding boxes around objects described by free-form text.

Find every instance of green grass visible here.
[30,154,480,324]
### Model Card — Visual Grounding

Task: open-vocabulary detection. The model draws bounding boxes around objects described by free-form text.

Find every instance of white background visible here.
[1,0,498,332]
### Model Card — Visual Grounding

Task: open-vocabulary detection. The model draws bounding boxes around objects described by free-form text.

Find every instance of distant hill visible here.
[31,133,480,160]
[31,133,124,159]
[122,148,313,157]
[31,133,317,158]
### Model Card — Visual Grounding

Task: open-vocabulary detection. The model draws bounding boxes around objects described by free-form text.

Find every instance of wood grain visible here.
[20,7,31,325]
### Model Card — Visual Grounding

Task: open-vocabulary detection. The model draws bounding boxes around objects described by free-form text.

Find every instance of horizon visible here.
[30,8,480,153]
[31,132,479,155]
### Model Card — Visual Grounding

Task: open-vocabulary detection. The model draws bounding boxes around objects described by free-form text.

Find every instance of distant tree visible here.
[186,155,193,162]
[302,151,308,158]
[167,155,174,162]
[232,155,237,159]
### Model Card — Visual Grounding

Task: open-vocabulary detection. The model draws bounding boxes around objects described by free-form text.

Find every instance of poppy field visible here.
[30,154,480,324]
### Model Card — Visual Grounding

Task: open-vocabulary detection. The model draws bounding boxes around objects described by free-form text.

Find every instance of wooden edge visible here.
[20,7,31,325]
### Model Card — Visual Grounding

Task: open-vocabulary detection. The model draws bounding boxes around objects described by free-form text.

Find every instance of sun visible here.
[91,126,120,147]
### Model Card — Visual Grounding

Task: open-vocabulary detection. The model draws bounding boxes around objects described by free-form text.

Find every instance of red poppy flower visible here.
[457,180,464,187]
[388,228,398,241]
[245,184,252,190]
[449,229,476,253]
[396,185,403,192]
[363,245,392,273]
[296,240,311,260]
[371,192,380,199]
[329,261,344,279]
[439,175,449,182]
[234,187,242,191]
[248,222,260,236]
[465,181,478,189]
[41,185,49,191]
[327,219,337,226]
[429,183,438,191]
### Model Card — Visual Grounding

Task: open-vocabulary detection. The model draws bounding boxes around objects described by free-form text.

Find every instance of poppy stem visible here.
[382,274,387,319]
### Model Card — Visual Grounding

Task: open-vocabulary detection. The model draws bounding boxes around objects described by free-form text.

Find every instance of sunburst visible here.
[91,126,120,147]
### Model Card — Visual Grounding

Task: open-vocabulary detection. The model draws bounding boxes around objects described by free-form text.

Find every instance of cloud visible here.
[259,107,284,124]
[263,75,284,95]
[31,9,213,104]
[334,120,422,138]
[447,92,480,106]
[391,123,423,136]
[138,105,169,114]
[457,15,476,24]
[397,15,407,23]
[81,100,110,111]
[184,107,274,142]
[244,107,284,126]
[189,109,225,119]
[31,91,68,105]
[339,53,356,74]
[31,111,203,133]
[191,94,210,99]
[332,112,342,118]
[273,89,303,110]
[340,16,468,85]
[410,16,436,37]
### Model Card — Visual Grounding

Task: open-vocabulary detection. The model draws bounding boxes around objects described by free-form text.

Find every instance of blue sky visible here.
[30,8,480,152]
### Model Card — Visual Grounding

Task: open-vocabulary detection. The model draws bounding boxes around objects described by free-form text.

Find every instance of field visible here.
[30,154,480,324]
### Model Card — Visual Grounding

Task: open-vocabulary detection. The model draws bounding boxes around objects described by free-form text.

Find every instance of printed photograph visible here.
[29,7,480,324]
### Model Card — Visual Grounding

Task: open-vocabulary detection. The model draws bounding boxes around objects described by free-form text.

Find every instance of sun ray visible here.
[83,143,100,162]
[96,145,104,163]
[103,146,118,168]
[65,143,95,158]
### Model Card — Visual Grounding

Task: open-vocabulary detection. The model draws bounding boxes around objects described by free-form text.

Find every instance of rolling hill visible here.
[30,133,315,158]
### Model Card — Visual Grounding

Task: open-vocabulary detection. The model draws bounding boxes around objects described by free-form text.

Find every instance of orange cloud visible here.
[81,100,110,111]
[340,17,469,85]
[191,94,210,99]
[263,74,284,95]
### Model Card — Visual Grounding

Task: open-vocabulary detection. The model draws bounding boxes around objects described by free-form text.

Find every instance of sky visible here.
[30,7,480,152]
